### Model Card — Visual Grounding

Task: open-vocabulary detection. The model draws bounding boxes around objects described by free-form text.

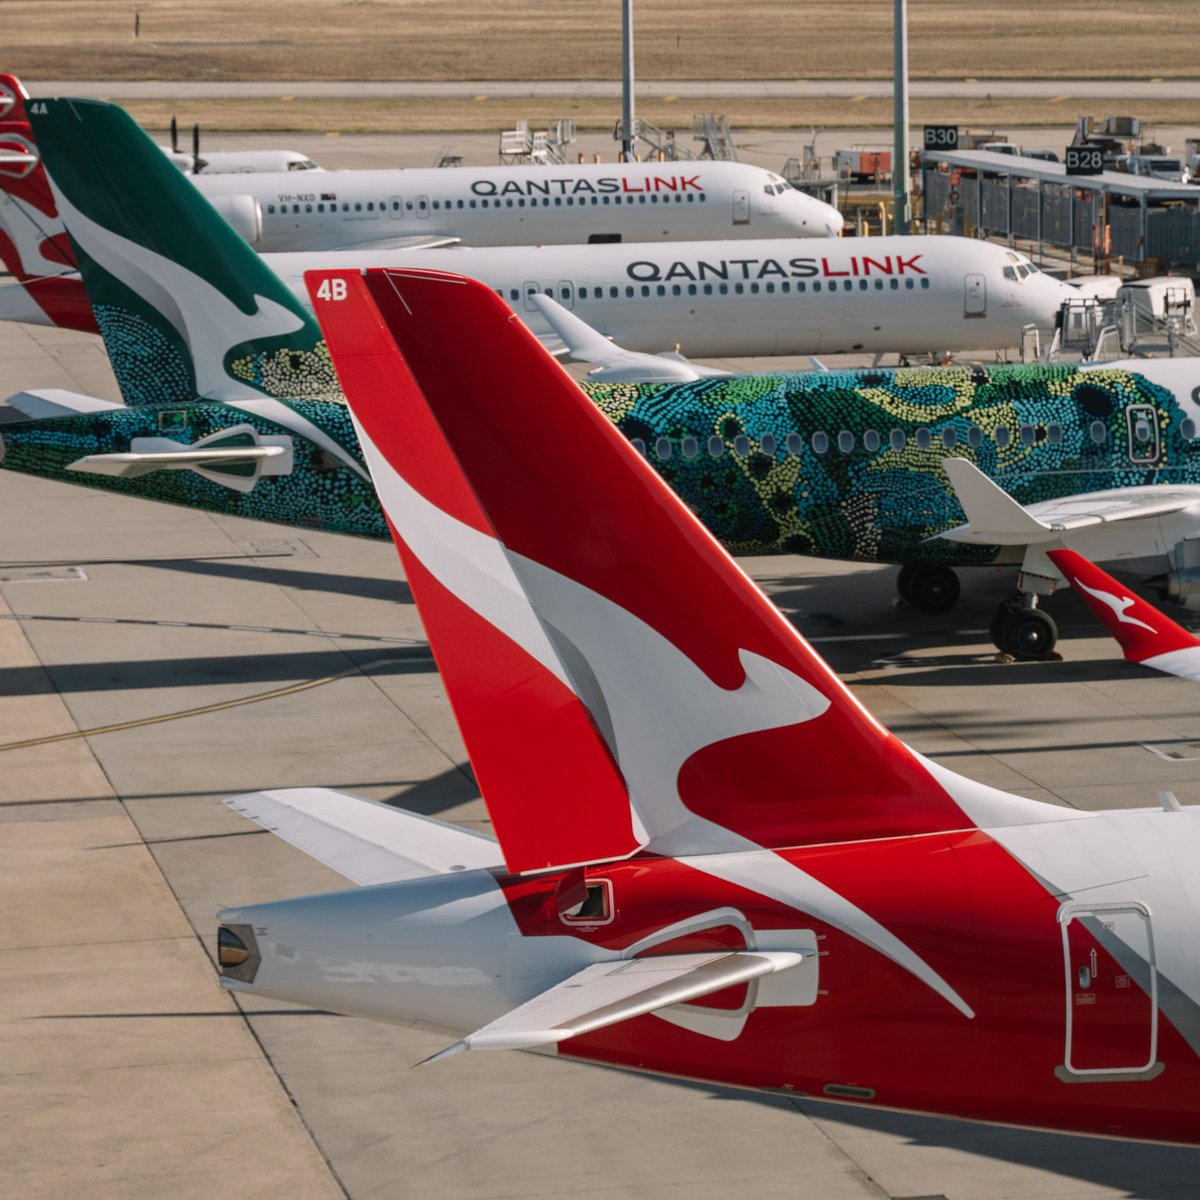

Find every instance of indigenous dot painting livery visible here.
[1,363,1192,565]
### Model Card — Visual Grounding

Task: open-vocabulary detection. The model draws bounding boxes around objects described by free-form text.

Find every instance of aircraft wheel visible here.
[906,565,960,613]
[896,564,916,604]
[1000,608,1058,661]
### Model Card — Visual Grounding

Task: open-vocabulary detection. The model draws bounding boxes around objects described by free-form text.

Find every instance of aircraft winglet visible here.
[309,266,986,873]
[939,458,1052,544]
[1048,548,1200,681]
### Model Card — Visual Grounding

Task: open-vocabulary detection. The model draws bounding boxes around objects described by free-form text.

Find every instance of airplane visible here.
[0,97,1071,364]
[4,97,1199,665]
[1046,547,1200,681]
[211,264,1200,1147]
[1,75,842,254]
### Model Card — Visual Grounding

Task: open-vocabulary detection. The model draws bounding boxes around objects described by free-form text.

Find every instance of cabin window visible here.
[457,200,464,209]
[292,204,300,213]
[843,280,853,292]
[682,436,699,459]
[765,282,775,295]
[915,429,932,449]
[642,286,651,298]
[874,279,884,290]
[354,202,362,212]
[704,283,714,295]
[707,436,725,458]
[760,434,777,455]
[688,284,698,296]
[889,429,906,449]
[782,281,791,294]
[890,278,900,290]
[626,286,635,298]
[1047,423,1063,445]
[858,279,868,290]
[267,204,276,214]
[735,283,745,295]
[579,287,588,299]
[837,430,855,453]
[672,285,682,296]
[610,287,619,299]
[863,429,881,452]
[942,428,958,449]
[367,202,375,211]
[996,426,1012,446]
[967,426,984,448]
[654,438,673,460]
[1183,419,1197,441]
[905,278,915,290]
[733,435,751,457]
[1019,424,1035,445]
[630,438,647,456]
[785,433,802,455]
[796,281,806,293]
[719,284,729,295]
[921,278,931,289]
[1135,420,1151,443]
[812,431,829,454]
[813,281,823,293]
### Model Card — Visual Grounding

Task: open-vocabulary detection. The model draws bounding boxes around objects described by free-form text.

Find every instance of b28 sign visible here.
[1066,146,1103,175]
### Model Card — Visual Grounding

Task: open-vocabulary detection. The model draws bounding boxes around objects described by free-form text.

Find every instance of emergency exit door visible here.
[733,189,750,225]
[1058,902,1159,1080]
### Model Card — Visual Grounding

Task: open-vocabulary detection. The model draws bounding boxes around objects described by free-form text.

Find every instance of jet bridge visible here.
[922,149,1200,269]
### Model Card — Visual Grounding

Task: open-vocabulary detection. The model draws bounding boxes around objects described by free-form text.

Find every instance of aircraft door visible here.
[733,189,751,225]
[389,196,404,222]
[416,194,430,219]
[964,273,987,317]
[1126,404,1161,465]
[1058,902,1159,1081]
[556,280,575,310]
[522,281,542,312]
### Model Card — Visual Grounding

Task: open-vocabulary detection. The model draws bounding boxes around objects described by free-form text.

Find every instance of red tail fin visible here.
[0,73,79,281]
[309,268,978,872]
[1049,548,1200,680]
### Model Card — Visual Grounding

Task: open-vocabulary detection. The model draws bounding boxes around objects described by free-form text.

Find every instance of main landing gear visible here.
[895,566,1059,661]
[895,563,960,613]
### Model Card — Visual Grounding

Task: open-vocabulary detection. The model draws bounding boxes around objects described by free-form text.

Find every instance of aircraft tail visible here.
[1048,548,1200,681]
[0,74,96,332]
[307,268,1039,875]
[24,97,340,407]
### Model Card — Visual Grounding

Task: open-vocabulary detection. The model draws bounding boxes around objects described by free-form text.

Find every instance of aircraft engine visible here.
[1147,567,1200,610]
[207,194,262,245]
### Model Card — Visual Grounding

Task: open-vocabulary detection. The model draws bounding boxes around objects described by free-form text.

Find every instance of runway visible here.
[5,145,1200,1196]
[26,78,1200,102]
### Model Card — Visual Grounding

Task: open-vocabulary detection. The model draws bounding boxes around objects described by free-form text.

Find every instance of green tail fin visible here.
[26,98,340,407]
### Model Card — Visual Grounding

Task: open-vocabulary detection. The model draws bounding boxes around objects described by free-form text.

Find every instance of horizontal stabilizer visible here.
[67,424,293,492]
[530,293,728,382]
[425,950,808,1059]
[5,388,123,419]
[225,787,502,886]
[1047,548,1200,681]
[328,234,462,253]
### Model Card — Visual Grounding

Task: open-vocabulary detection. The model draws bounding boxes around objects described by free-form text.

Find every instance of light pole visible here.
[893,0,911,234]
[622,0,635,160]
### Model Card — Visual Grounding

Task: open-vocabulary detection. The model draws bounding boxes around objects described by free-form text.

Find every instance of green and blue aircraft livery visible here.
[0,98,1193,568]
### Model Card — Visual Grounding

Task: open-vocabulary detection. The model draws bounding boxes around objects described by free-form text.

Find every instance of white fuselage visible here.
[263,236,1075,357]
[193,160,842,249]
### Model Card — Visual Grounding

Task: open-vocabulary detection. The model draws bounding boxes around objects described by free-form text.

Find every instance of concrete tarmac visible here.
[6,162,1200,1196]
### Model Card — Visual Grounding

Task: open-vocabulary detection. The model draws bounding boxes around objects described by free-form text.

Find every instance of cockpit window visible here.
[1003,266,1018,281]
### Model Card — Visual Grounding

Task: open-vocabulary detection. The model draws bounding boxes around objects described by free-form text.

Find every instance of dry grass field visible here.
[8,0,1199,83]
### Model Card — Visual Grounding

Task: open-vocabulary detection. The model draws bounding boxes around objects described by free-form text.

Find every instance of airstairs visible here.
[498,119,576,165]
[613,114,739,162]
[1045,290,1200,361]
